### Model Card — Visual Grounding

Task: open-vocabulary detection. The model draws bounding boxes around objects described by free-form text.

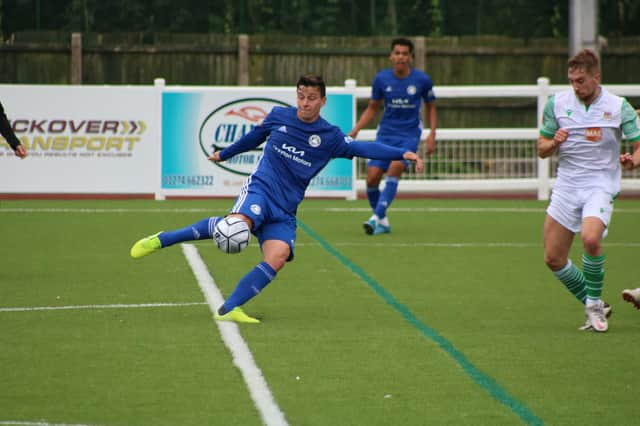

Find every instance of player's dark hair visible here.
[297,74,326,98]
[391,37,414,55]
[568,49,600,75]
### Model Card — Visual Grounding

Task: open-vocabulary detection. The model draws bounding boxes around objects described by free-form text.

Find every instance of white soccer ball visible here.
[214,216,251,254]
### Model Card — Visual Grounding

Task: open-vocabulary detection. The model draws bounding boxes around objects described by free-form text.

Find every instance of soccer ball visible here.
[214,216,251,254]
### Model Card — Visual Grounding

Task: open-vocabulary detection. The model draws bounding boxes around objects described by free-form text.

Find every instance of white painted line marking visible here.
[294,241,640,248]
[0,208,224,213]
[181,244,288,426]
[0,421,100,426]
[321,206,640,213]
[0,302,206,313]
[2,207,640,214]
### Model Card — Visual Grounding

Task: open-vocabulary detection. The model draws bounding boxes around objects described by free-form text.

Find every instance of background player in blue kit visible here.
[349,37,437,235]
[130,75,423,324]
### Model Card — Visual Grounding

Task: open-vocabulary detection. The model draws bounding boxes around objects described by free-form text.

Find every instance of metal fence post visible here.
[536,77,550,200]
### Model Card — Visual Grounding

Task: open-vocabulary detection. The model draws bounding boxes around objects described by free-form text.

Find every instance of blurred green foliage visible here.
[2,0,639,39]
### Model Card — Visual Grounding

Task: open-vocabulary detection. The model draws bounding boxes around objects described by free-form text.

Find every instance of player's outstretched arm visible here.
[403,151,424,173]
[342,140,422,171]
[208,126,269,162]
[208,151,222,162]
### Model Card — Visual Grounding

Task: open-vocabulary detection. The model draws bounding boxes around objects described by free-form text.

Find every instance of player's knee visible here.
[265,256,287,272]
[581,234,601,256]
[263,248,289,272]
[544,253,566,271]
[366,176,381,187]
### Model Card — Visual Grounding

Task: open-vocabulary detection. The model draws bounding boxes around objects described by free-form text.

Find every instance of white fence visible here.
[344,78,640,200]
[1,79,638,200]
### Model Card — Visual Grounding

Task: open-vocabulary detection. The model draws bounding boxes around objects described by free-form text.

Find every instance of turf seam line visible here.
[181,244,288,426]
[0,302,207,313]
[298,220,544,426]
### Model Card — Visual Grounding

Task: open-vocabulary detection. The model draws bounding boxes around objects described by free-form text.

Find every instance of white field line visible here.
[180,244,288,426]
[0,421,100,426]
[0,208,226,213]
[321,206,640,213]
[2,207,640,214]
[0,302,206,313]
[294,241,640,248]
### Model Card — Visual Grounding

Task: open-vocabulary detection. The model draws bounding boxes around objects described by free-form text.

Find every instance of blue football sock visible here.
[367,186,380,210]
[374,176,399,219]
[158,217,220,247]
[222,262,277,313]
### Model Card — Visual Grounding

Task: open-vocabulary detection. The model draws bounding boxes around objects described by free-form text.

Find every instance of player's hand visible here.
[348,129,359,138]
[14,144,27,159]
[208,151,222,162]
[403,152,424,173]
[553,128,569,145]
[620,153,636,170]
[423,131,436,156]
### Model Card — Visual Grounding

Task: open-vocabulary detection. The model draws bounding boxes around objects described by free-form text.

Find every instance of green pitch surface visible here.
[2,198,639,426]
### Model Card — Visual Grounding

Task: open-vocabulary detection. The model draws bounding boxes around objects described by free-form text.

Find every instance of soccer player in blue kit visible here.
[349,38,437,235]
[130,75,423,323]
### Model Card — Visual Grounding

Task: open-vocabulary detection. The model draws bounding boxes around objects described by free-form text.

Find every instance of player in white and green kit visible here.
[538,49,640,332]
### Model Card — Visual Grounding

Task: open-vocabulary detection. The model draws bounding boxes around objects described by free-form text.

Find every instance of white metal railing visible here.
[343,78,640,200]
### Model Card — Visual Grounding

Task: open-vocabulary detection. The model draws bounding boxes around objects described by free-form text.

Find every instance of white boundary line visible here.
[0,208,226,213]
[321,207,640,213]
[2,207,640,214]
[294,242,640,248]
[0,421,99,426]
[0,302,206,313]
[181,243,288,426]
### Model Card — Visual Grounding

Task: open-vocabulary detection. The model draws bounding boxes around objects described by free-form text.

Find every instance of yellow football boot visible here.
[130,232,162,259]
[214,307,260,324]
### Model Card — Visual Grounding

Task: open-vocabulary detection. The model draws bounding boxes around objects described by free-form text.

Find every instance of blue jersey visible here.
[219,106,407,214]
[372,68,435,139]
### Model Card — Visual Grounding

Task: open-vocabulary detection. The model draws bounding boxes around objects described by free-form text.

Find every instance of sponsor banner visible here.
[161,87,354,197]
[0,85,159,193]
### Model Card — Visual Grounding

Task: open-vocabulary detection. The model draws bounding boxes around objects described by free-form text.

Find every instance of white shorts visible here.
[546,188,615,236]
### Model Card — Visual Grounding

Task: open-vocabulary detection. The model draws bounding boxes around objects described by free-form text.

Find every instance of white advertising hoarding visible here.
[0,84,355,198]
[160,86,355,198]
[0,85,160,194]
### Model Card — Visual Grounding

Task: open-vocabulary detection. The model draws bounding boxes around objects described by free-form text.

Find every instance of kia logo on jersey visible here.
[199,98,291,176]
[281,143,305,156]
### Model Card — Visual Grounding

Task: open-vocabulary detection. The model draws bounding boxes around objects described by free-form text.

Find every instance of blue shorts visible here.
[367,135,420,172]
[230,186,297,261]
